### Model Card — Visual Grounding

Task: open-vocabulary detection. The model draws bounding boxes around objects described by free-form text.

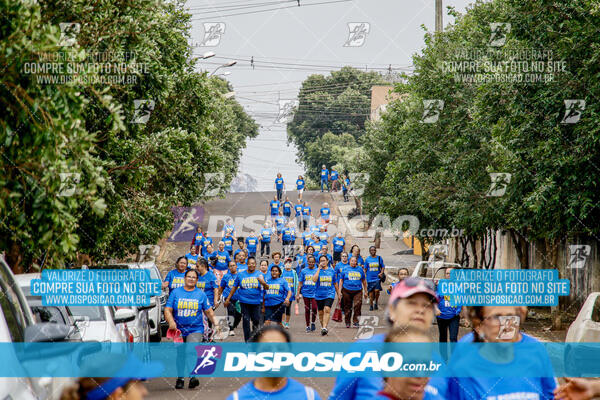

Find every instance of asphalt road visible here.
[147,190,469,400]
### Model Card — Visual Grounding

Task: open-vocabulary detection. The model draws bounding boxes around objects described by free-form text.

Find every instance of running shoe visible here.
[369,305,373,311]
[306,326,311,333]
[189,377,199,389]
[321,328,328,336]
[229,330,235,336]
[353,322,360,328]
[374,303,378,310]
[175,378,184,389]
[346,323,351,328]
[311,323,316,331]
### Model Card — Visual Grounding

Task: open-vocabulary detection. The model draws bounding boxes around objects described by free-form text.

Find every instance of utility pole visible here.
[435,0,443,32]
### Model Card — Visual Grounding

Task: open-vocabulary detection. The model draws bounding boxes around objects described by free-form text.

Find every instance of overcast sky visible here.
[185,0,474,191]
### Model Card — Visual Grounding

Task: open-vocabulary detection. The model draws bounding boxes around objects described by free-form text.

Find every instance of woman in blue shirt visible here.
[162,256,188,293]
[294,246,307,276]
[439,305,557,400]
[264,265,292,326]
[203,243,217,264]
[191,226,204,253]
[320,165,329,192]
[297,255,318,332]
[218,260,241,336]
[260,223,274,257]
[226,325,321,400]
[435,267,462,360]
[294,201,304,231]
[195,258,219,308]
[282,196,293,218]
[342,174,350,202]
[164,268,218,389]
[245,232,259,258]
[364,246,385,311]
[214,241,231,285]
[185,246,199,270]
[332,232,346,263]
[224,257,269,342]
[311,255,338,336]
[269,196,280,221]
[349,244,364,268]
[296,175,305,202]
[301,202,311,232]
[339,256,367,328]
[281,258,298,329]
[274,173,285,201]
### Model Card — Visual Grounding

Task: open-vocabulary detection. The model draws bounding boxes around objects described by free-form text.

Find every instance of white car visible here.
[411,261,463,285]
[0,256,74,400]
[68,305,135,343]
[124,261,165,342]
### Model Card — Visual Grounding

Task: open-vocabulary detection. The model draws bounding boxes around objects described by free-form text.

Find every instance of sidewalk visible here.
[328,190,422,280]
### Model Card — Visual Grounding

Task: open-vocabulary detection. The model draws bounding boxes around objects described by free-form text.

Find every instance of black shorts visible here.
[265,304,285,323]
[333,252,341,261]
[367,280,382,292]
[316,298,334,310]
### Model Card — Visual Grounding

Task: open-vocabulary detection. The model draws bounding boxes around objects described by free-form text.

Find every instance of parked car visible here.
[565,292,600,376]
[411,261,463,285]
[124,261,165,342]
[0,256,75,400]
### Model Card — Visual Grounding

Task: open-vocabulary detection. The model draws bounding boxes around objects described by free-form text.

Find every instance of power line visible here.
[190,0,351,19]
[187,1,296,14]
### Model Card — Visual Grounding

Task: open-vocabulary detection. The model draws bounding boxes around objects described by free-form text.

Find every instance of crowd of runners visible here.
[60,172,600,399]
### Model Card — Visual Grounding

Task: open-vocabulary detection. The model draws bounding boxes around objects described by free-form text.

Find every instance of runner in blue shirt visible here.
[203,243,217,262]
[163,256,188,293]
[294,201,304,231]
[320,164,330,192]
[259,259,271,283]
[164,268,218,389]
[222,234,235,256]
[245,232,259,258]
[281,257,299,329]
[226,326,321,400]
[282,196,293,217]
[185,246,199,269]
[224,257,269,342]
[269,252,284,272]
[436,267,463,360]
[297,255,318,332]
[301,202,311,231]
[301,231,312,247]
[294,247,307,276]
[274,172,285,201]
[215,242,231,277]
[274,211,287,241]
[235,251,248,273]
[342,174,350,202]
[264,264,292,326]
[281,222,296,258]
[334,252,350,283]
[296,175,305,202]
[440,305,557,400]
[318,226,329,245]
[195,258,219,309]
[260,223,274,257]
[349,244,364,268]
[339,256,367,328]
[200,236,213,258]
[364,246,385,311]
[269,196,280,220]
[218,260,241,336]
[191,227,204,253]
[320,202,332,223]
[311,255,338,336]
[330,167,339,191]
[332,232,346,263]
[222,218,236,240]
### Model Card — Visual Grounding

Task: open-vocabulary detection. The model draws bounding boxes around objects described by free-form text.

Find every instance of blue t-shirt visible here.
[312,242,323,253]
[220,272,239,301]
[437,289,462,319]
[236,262,247,273]
[200,236,213,252]
[282,269,297,301]
[283,201,292,214]
[196,271,217,306]
[352,255,364,268]
[320,208,331,219]
[299,267,317,298]
[332,237,345,252]
[296,179,305,190]
[282,227,295,241]
[245,236,258,252]
[227,378,321,400]
[275,177,284,189]
[302,205,311,217]
[318,231,329,243]
[260,228,272,243]
[268,262,284,273]
[302,232,311,245]
[264,277,290,307]
[193,233,204,246]
[223,224,235,237]
[315,268,336,300]
[164,269,186,292]
[443,333,557,400]
[341,266,365,291]
[275,216,287,232]
[166,287,211,336]
[215,250,231,271]
[203,249,217,261]
[335,262,349,283]
[330,170,339,180]
[320,168,329,181]
[185,253,198,269]
[222,236,235,252]
[295,254,307,273]
[233,270,264,305]
[364,255,384,282]
[270,200,280,215]
[295,204,303,216]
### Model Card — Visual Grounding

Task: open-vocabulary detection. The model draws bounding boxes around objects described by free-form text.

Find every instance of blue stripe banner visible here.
[3,342,600,378]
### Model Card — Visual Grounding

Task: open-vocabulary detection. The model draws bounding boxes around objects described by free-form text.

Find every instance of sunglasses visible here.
[402,277,436,291]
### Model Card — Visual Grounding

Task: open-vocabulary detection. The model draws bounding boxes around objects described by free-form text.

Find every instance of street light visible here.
[209,60,237,76]
[201,51,215,59]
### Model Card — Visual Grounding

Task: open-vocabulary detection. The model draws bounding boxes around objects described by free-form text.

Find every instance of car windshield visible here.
[30,305,67,324]
[67,306,106,321]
